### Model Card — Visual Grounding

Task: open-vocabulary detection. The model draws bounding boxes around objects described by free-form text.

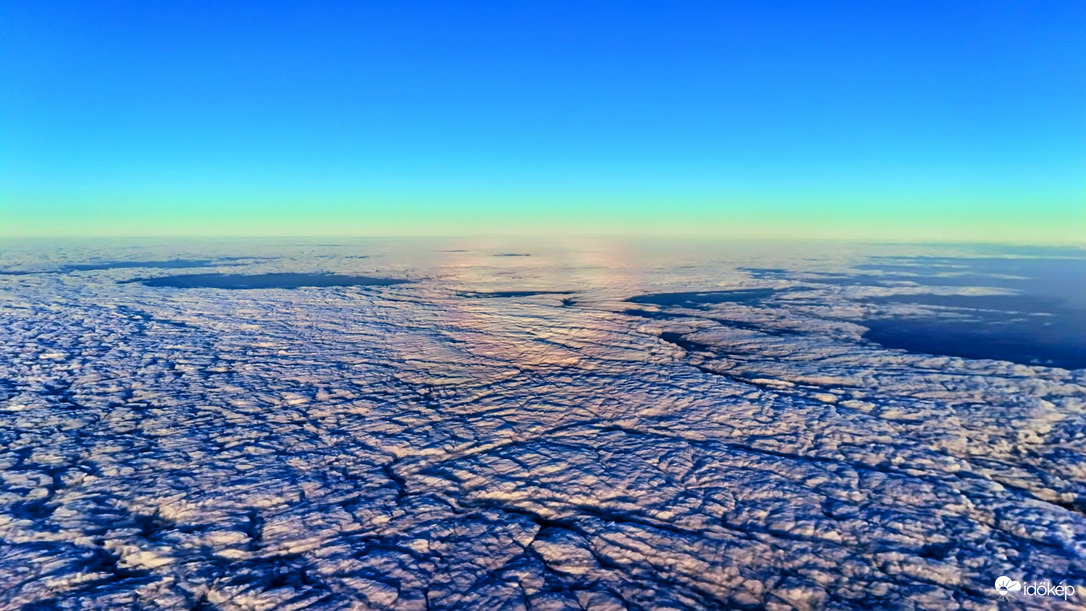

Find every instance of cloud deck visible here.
[0,240,1083,610]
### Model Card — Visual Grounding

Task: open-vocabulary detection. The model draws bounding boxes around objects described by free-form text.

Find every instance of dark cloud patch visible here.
[850,258,1086,369]
[862,256,1086,303]
[123,273,409,290]
[625,288,776,307]
[62,259,219,272]
[863,315,1086,369]
[2,257,269,275]
[460,290,575,298]
[801,272,1005,287]
[757,257,1086,305]
[862,293,1065,312]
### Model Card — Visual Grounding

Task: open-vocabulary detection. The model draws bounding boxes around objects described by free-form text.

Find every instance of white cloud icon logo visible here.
[995,576,1022,599]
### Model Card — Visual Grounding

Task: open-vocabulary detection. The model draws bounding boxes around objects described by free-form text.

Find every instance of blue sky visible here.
[1,1,1084,240]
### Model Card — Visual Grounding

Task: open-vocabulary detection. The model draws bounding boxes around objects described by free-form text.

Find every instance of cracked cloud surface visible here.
[1,239,1084,610]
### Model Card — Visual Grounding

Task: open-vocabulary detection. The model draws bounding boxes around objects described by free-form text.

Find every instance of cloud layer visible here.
[0,240,1083,610]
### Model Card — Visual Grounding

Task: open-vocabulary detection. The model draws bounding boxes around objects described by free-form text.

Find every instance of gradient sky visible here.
[1,1,1084,241]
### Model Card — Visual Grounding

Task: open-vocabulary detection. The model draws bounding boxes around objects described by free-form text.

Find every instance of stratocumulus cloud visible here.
[0,239,1083,610]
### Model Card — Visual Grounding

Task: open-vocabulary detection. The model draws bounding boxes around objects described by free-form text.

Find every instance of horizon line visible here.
[2,235,1085,248]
